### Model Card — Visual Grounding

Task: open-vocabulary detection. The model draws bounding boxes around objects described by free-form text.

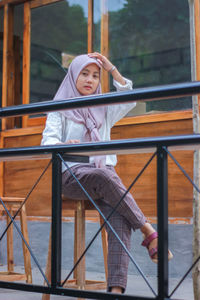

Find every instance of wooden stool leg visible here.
[20,205,32,283]
[74,201,85,300]
[42,229,51,300]
[6,210,14,272]
[75,200,86,288]
[73,211,78,280]
[99,216,108,281]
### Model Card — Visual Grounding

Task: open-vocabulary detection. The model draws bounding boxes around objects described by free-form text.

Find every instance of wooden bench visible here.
[0,197,32,283]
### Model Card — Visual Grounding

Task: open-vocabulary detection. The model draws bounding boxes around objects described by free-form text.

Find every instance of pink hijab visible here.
[54,54,107,167]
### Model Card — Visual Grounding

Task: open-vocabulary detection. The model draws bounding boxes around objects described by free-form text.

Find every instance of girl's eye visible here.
[93,74,99,79]
[82,72,88,76]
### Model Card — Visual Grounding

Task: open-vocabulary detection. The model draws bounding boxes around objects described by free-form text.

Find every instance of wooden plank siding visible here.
[0,113,194,222]
[2,127,52,217]
[112,117,194,219]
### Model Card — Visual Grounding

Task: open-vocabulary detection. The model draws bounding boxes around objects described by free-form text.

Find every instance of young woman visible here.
[41,52,172,294]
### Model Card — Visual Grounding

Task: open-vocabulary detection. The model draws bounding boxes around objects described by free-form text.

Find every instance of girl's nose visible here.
[86,75,92,82]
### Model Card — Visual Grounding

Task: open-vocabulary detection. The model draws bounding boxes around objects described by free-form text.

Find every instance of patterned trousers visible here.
[62,163,147,291]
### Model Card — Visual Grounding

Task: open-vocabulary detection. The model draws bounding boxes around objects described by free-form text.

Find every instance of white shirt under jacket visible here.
[41,78,136,172]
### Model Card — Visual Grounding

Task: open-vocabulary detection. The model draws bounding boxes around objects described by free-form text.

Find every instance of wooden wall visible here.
[113,113,193,221]
[2,127,51,217]
[0,111,194,222]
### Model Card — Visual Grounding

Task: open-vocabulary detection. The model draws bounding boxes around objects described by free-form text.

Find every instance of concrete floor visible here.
[0,220,195,299]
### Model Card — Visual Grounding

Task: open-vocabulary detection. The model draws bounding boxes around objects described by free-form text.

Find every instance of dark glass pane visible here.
[30,0,88,104]
[94,0,101,53]
[0,5,23,130]
[14,4,23,39]
[14,4,23,107]
[0,8,3,108]
[95,0,191,115]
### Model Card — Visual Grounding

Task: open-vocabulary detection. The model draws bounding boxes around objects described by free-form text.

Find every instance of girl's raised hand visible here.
[88,52,114,72]
[88,52,126,85]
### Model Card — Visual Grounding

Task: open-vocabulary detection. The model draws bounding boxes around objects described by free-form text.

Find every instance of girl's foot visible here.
[140,223,173,263]
[140,223,158,261]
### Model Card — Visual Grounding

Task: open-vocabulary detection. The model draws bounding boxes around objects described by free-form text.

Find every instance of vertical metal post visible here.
[51,152,62,287]
[157,146,169,299]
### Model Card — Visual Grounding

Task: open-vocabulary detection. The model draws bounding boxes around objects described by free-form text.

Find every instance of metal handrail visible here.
[0,81,200,118]
[0,134,200,159]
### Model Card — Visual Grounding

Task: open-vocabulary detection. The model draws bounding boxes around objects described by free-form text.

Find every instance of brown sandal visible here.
[141,232,173,263]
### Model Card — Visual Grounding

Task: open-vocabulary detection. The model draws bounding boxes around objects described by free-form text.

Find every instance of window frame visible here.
[1,0,200,129]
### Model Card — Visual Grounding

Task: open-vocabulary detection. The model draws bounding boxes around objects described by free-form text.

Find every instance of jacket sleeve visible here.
[107,77,136,128]
[41,112,64,145]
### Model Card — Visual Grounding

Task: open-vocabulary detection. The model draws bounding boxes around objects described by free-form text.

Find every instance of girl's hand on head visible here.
[88,52,126,85]
[88,52,113,72]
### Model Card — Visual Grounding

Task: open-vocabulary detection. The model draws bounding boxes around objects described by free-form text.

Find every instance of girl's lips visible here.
[84,86,92,89]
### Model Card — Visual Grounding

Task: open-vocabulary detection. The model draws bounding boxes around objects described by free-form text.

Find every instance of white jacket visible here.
[41,78,136,171]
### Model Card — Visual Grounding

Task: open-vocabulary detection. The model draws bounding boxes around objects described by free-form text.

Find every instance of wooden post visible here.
[189,1,200,299]
[20,204,32,283]
[2,4,9,131]
[6,209,14,272]
[6,5,15,130]
[2,4,15,130]
[22,1,31,128]
[75,201,86,291]
[100,0,109,93]
[88,0,93,53]
[14,36,22,128]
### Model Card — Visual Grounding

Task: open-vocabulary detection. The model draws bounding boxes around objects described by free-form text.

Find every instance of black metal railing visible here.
[0,81,200,118]
[0,81,200,300]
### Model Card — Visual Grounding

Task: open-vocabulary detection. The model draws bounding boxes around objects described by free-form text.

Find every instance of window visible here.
[14,4,23,107]
[94,0,191,115]
[30,0,88,103]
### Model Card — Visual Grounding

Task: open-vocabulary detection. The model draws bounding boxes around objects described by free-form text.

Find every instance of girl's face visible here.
[76,63,100,96]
